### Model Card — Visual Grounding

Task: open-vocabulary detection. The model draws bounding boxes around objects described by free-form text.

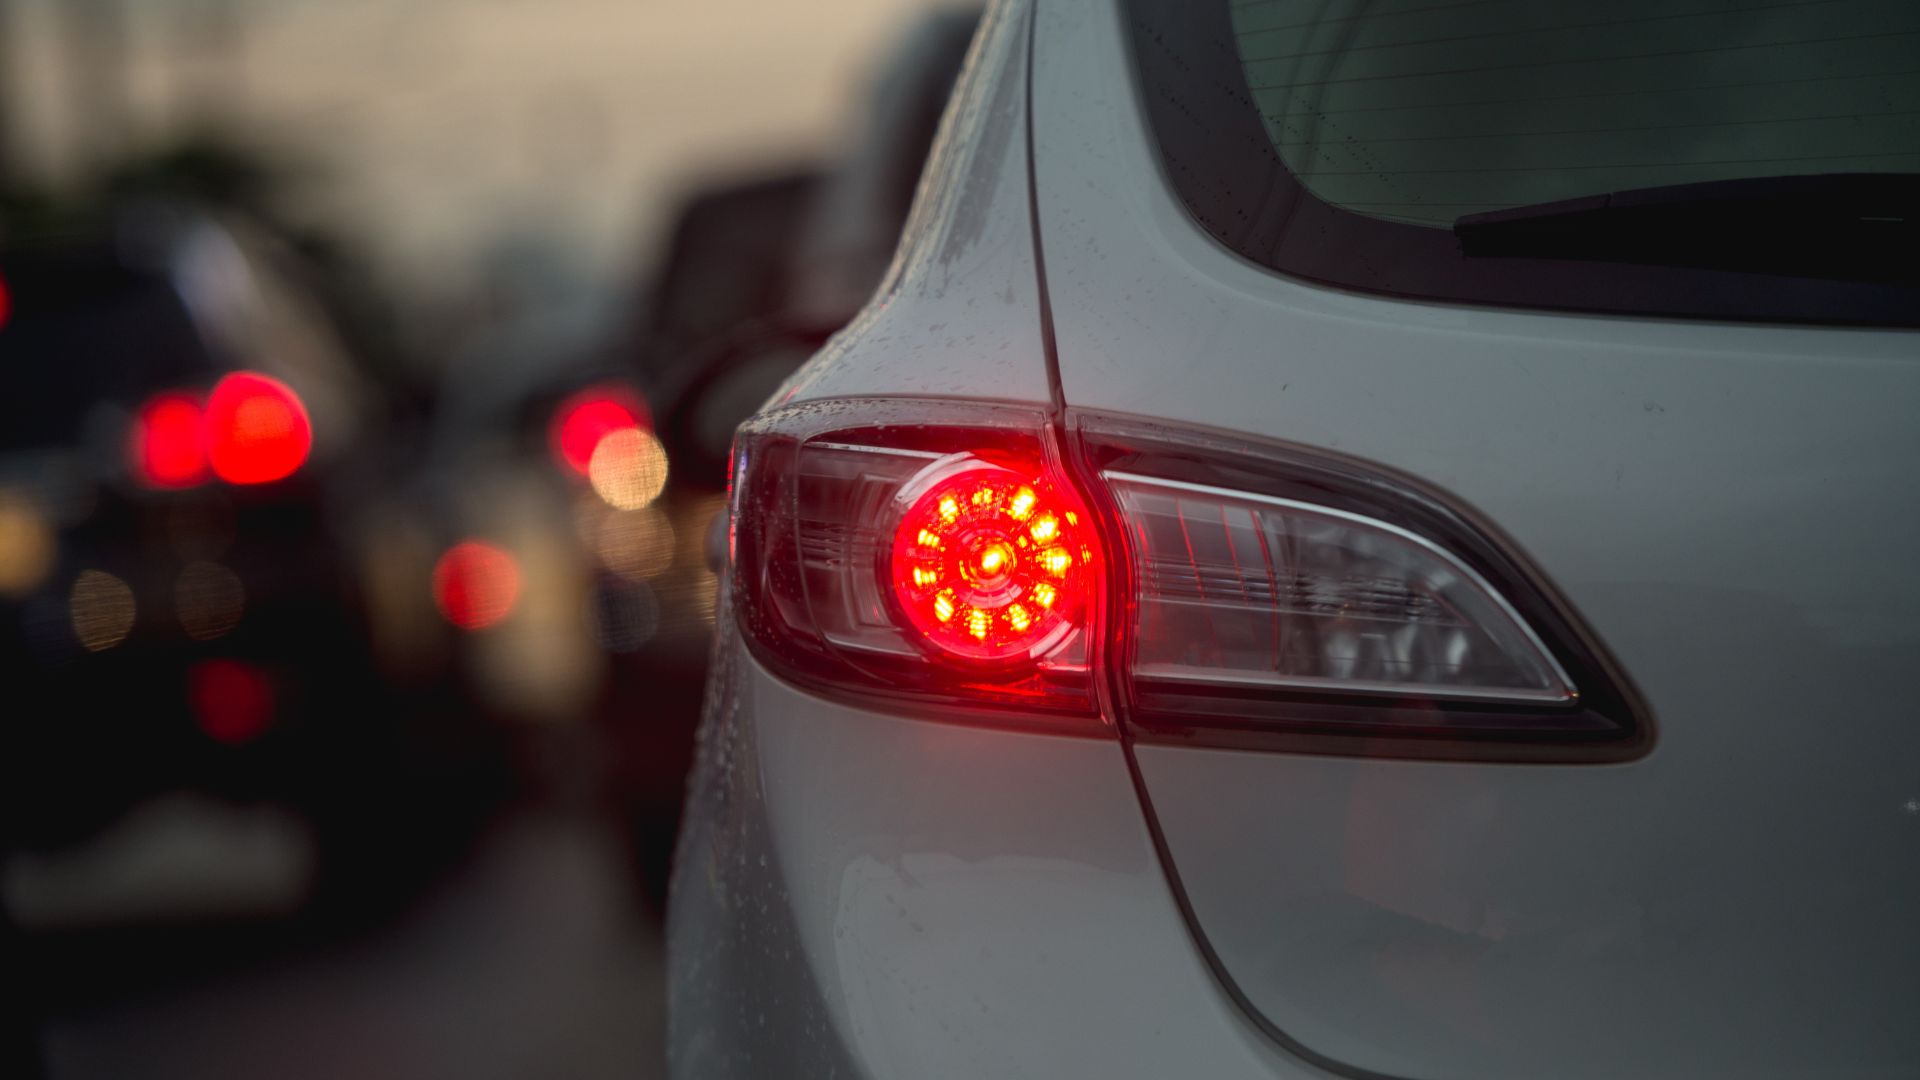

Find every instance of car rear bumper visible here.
[666,631,1324,1080]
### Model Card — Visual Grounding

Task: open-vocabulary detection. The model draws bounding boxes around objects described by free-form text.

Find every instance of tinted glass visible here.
[1124,0,1920,324]
[1234,0,1920,225]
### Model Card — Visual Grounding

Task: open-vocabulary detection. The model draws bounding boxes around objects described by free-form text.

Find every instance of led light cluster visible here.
[888,461,1093,662]
[727,401,1639,748]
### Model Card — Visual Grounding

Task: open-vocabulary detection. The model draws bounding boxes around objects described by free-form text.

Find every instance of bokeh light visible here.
[70,569,137,651]
[595,506,676,581]
[587,428,669,510]
[205,372,313,485]
[131,392,210,489]
[189,660,276,745]
[175,561,247,641]
[0,489,55,598]
[432,540,523,630]
[552,386,651,476]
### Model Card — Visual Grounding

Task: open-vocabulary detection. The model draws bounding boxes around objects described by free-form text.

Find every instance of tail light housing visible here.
[729,400,1648,759]
[1075,412,1647,759]
[729,400,1102,727]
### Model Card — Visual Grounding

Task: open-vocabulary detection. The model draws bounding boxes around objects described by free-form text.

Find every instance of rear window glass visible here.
[0,257,210,451]
[1123,0,1920,325]
[1235,0,1920,225]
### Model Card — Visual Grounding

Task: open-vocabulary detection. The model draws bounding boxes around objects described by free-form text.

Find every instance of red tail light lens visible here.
[205,372,312,485]
[889,460,1093,663]
[729,400,1101,724]
[132,392,210,489]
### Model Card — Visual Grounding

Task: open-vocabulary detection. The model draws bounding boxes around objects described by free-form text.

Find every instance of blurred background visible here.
[0,1,980,1075]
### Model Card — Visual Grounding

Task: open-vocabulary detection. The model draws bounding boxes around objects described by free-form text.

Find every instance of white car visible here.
[668,1,1920,1078]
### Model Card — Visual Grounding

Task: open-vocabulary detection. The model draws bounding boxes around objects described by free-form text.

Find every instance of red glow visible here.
[131,392,210,488]
[189,660,276,744]
[432,540,522,630]
[552,386,650,476]
[889,464,1094,662]
[205,372,312,485]
[0,272,12,329]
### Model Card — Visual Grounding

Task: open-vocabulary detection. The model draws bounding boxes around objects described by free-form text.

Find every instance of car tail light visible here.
[1075,412,1646,758]
[889,459,1095,663]
[132,392,211,489]
[729,400,1646,756]
[205,372,312,485]
[1106,474,1570,704]
[729,400,1102,725]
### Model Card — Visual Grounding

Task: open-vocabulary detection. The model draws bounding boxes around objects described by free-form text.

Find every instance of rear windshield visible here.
[0,254,210,451]
[1123,0,1920,325]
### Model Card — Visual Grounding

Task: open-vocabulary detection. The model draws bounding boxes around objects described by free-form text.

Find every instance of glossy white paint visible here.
[671,637,1330,1079]
[1032,0,1920,1076]
[780,0,1052,409]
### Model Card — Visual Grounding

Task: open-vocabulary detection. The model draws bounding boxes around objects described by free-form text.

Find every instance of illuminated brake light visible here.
[432,540,522,630]
[889,462,1093,662]
[205,372,311,485]
[727,398,1644,754]
[132,392,210,489]
[0,271,12,329]
[726,401,1102,719]
[552,385,651,476]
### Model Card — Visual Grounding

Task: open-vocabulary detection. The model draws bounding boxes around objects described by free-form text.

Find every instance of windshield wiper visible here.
[1454,173,1918,283]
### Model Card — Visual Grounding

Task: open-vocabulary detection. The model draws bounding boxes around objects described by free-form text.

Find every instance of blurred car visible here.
[570,8,983,895]
[637,7,983,492]
[0,202,491,928]
[670,1,1920,1078]
[406,249,721,905]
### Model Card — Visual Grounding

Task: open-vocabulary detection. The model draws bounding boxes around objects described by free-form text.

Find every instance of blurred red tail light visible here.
[132,392,210,489]
[132,372,311,490]
[205,372,312,485]
[552,384,652,477]
[432,540,522,630]
[189,659,276,745]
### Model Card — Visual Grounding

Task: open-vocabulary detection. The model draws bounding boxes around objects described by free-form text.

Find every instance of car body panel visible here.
[670,628,1330,1080]
[781,0,1050,410]
[1031,0,1920,1076]
[673,0,1920,1075]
